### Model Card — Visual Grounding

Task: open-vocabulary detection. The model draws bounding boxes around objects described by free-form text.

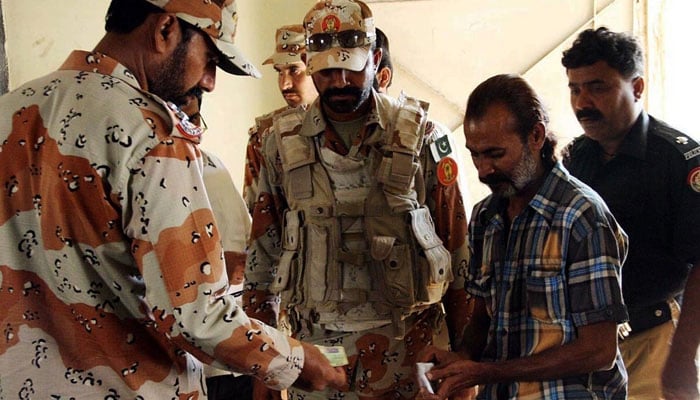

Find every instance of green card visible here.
[315,345,349,367]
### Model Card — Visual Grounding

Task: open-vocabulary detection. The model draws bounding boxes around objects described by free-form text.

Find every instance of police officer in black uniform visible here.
[561,27,700,399]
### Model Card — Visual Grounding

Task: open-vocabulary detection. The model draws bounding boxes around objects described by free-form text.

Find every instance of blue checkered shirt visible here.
[467,162,629,399]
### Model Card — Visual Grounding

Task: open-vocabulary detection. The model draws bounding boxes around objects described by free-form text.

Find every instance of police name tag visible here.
[315,345,349,367]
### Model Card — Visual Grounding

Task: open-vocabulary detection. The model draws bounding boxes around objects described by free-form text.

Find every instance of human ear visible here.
[376,67,391,93]
[530,122,546,150]
[632,76,645,101]
[372,48,383,71]
[153,14,180,53]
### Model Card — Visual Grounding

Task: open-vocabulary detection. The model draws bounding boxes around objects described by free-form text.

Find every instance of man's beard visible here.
[481,146,538,198]
[321,85,371,114]
[148,37,191,103]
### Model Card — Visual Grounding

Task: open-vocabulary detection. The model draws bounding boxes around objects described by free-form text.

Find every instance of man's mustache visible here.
[282,89,298,96]
[576,108,603,121]
[480,173,511,186]
[322,87,363,99]
[174,87,203,108]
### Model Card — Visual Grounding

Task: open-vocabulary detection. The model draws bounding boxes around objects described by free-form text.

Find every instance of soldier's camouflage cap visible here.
[144,0,261,78]
[263,25,306,66]
[303,0,376,74]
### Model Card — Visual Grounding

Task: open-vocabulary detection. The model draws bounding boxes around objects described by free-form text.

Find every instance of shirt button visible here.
[654,309,663,317]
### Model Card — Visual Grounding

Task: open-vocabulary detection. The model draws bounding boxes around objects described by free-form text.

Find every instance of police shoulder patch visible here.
[651,117,700,192]
[652,119,700,162]
[688,167,700,193]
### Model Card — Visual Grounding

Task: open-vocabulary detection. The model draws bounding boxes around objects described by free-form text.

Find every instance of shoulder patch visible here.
[651,118,700,192]
[437,156,458,186]
[430,132,455,162]
[424,120,455,162]
[688,167,700,193]
[651,118,700,162]
[683,145,700,161]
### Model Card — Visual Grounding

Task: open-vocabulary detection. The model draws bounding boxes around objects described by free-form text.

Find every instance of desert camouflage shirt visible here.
[0,51,303,398]
[243,105,306,214]
[243,91,471,331]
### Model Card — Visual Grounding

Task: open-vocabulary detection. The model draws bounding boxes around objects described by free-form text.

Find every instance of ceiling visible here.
[361,0,635,201]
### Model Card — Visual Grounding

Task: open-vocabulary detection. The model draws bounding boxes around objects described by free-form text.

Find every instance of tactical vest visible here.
[268,93,453,337]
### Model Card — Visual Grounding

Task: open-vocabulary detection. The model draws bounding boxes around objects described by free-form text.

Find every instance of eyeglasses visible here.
[190,113,208,134]
[307,30,373,52]
[169,101,208,136]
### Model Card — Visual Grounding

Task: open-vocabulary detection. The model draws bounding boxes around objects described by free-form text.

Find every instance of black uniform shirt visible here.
[563,111,700,309]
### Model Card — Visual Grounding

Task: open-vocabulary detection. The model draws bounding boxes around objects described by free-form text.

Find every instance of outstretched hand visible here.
[416,345,479,399]
[294,341,348,392]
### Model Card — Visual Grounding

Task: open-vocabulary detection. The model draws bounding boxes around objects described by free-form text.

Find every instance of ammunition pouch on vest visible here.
[269,93,453,337]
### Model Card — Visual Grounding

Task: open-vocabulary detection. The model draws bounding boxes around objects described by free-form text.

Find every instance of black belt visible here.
[627,300,672,335]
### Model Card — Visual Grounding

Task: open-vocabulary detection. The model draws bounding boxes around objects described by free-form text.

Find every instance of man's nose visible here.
[328,69,349,88]
[280,72,293,90]
[474,157,495,179]
[199,64,216,93]
[573,89,593,111]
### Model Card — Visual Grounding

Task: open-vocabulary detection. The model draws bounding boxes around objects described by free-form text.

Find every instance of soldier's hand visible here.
[294,342,348,392]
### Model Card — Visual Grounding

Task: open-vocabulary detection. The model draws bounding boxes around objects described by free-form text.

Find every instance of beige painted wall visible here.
[2,0,634,206]
[367,0,634,201]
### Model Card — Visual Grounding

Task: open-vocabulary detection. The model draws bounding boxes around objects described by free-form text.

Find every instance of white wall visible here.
[3,0,634,206]
[657,1,700,138]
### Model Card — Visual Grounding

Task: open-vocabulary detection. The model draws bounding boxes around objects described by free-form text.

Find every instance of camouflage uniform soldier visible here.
[177,91,255,399]
[0,0,345,397]
[243,24,318,214]
[244,1,471,398]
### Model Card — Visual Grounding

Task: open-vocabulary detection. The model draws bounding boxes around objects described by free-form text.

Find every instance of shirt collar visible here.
[528,162,568,220]
[59,51,204,144]
[615,111,648,159]
[478,162,568,227]
[59,50,142,90]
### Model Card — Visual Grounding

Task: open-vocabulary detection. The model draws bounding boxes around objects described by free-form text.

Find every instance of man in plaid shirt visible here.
[418,74,629,399]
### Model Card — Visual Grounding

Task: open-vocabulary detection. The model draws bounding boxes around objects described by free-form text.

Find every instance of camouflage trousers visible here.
[287,309,448,400]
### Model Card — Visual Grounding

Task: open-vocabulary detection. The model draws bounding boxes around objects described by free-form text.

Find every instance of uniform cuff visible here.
[259,323,304,390]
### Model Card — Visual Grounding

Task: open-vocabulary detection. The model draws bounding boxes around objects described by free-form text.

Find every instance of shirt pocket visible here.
[526,267,566,324]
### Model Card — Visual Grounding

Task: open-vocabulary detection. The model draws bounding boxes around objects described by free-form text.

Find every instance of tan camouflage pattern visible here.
[201,150,250,380]
[241,106,296,330]
[0,50,303,398]
[288,310,445,399]
[144,0,260,77]
[263,24,307,66]
[243,106,288,216]
[244,90,471,397]
[303,0,377,73]
[203,151,250,256]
